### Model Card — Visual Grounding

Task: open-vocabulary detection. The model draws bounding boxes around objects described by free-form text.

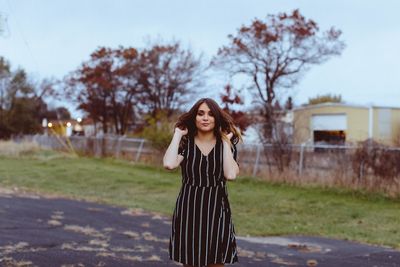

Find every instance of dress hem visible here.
[169,257,239,267]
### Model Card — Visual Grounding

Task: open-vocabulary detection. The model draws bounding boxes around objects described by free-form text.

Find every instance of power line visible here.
[0,12,11,37]
[4,0,40,71]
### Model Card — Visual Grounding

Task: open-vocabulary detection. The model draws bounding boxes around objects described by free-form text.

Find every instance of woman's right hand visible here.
[175,127,188,137]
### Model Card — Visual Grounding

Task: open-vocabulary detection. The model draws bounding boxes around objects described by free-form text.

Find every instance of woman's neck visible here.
[196,130,215,142]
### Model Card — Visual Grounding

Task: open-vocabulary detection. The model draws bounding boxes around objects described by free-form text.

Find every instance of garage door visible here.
[311,114,347,131]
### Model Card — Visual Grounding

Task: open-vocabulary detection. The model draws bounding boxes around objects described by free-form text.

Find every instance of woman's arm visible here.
[163,128,187,170]
[222,133,239,180]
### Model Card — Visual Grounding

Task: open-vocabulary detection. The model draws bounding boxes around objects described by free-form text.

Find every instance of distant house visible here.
[79,117,145,137]
[44,119,82,137]
[292,103,400,146]
[79,118,102,136]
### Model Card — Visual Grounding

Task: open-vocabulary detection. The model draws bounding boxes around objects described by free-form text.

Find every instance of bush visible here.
[140,111,174,151]
[352,140,400,182]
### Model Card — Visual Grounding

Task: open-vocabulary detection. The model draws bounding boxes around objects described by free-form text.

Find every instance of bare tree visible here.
[138,41,203,117]
[0,57,56,138]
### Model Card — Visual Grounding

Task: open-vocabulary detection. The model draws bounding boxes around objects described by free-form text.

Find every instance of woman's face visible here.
[195,102,215,133]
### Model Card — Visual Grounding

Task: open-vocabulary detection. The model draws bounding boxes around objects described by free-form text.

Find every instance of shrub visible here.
[140,111,174,151]
[0,140,40,157]
[352,140,400,182]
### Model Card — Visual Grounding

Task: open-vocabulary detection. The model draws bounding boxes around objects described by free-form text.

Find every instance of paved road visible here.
[0,190,399,267]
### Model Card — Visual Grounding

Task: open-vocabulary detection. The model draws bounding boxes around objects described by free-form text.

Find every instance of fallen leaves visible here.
[0,257,35,267]
[288,243,322,253]
[63,225,106,239]
[307,259,318,266]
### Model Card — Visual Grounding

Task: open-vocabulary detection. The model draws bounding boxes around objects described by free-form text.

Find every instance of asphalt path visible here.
[0,190,399,267]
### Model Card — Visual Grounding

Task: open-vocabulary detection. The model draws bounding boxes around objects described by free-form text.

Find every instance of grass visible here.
[0,150,400,249]
[0,140,40,157]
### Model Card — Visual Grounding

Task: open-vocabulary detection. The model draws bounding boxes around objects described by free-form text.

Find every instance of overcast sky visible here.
[1,0,399,116]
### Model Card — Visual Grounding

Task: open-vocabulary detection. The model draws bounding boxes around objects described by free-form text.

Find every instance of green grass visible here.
[1,152,400,249]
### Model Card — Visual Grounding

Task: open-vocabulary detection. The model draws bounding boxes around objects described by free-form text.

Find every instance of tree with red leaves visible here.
[66,41,203,135]
[66,47,141,135]
[220,84,250,133]
[213,9,345,140]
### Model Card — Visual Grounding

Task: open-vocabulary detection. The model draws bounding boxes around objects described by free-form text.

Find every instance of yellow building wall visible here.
[345,107,370,143]
[293,106,369,144]
[372,108,400,145]
[293,109,312,144]
[392,109,400,146]
[294,105,400,145]
[373,108,385,144]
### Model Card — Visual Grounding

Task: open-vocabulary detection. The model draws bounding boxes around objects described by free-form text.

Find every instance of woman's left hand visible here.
[222,131,233,144]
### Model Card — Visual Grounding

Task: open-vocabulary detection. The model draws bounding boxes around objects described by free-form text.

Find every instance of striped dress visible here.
[169,135,238,266]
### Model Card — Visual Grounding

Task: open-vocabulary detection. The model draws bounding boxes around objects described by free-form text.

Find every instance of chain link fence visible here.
[11,134,400,195]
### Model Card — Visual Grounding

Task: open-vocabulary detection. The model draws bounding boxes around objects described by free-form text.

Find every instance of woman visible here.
[163,98,241,267]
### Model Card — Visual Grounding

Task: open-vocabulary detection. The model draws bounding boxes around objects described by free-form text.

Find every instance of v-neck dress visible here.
[169,135,239,266]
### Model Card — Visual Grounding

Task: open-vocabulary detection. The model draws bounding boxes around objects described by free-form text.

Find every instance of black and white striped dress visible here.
[169,135,238,266]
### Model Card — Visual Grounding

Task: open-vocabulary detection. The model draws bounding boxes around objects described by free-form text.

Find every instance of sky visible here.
[0,0,399,117]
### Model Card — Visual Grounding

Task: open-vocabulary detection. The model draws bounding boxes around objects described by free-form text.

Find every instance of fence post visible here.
[95,136,102,157]
[252,145,261,177]
[298,143,305,176]
[116,136,124,158]
[359,162,364,184]
[135,139,145,162]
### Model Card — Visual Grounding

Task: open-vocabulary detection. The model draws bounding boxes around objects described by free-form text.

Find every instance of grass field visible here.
[1,150,399,249]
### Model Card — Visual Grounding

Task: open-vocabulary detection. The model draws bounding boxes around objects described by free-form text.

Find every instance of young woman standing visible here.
[163,98,241,267]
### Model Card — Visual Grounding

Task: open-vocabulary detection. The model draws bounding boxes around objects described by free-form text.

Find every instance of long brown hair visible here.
[175,98,242,144]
